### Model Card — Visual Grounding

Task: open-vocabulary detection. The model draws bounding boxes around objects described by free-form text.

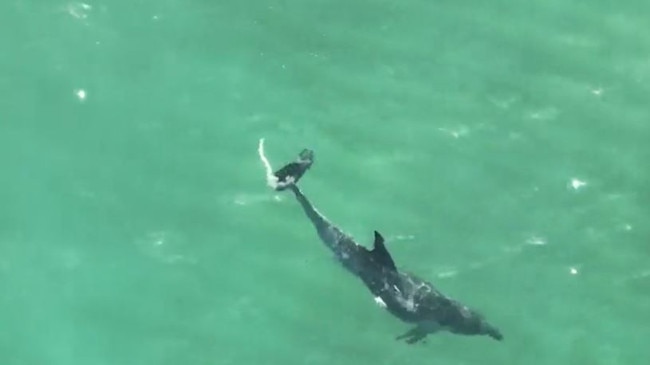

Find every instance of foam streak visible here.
[258,138,279,189]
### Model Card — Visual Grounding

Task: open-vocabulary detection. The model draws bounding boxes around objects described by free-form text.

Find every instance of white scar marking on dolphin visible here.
[374,296,387,308]
[258,138,279,189]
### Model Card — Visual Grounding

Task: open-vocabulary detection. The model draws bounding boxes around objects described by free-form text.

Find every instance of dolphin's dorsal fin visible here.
[371,230,397,271]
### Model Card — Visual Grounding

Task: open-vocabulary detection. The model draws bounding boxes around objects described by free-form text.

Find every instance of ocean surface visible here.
[1,0,649,364]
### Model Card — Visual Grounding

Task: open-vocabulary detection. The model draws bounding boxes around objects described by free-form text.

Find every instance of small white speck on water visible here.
[569,178,587,190]
[437,270,457,278]
[528,107,559,121]
[75,89,86,101]
[591,87,604,96]
[152,15,160,21]
[624,224,632,231]
[570,267,578,275]
[437,126,469,139]
[392,234,415,242]
[526,236,547,246]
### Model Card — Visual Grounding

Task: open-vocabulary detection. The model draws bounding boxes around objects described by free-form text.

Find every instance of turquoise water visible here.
[1,0,648,364]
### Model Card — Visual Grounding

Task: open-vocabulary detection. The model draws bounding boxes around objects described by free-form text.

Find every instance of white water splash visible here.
[66,2,92,20]
[258,138,279,189]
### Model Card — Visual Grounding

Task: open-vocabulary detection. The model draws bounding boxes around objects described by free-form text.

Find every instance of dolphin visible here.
[265,146,503,344]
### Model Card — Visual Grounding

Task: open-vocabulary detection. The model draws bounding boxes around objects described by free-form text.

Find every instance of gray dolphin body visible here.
[271,149,503,344]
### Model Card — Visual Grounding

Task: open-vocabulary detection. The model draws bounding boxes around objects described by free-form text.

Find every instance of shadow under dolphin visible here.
[266,146,503,344]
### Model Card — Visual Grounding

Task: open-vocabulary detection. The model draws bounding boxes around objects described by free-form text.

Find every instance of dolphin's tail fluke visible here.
[272,149,314,191]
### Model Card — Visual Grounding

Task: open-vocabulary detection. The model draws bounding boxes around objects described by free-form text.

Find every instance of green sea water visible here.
[1,0,649,364]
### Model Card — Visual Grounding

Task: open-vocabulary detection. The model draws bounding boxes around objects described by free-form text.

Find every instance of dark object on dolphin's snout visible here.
[273,149,314,191]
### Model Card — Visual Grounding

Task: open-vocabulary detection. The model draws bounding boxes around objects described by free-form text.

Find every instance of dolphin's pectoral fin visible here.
[371,230,397,272]
[396,326,428,344]
[396,323,439,345]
